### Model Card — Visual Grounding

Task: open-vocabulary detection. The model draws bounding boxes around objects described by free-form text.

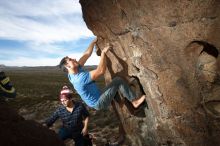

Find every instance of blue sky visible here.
[0,0,99,66]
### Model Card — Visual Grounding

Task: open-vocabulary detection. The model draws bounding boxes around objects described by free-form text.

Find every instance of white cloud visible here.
[0,0,100,67]
[0,0,93,43]
[1,53,100,67]
[0,0,82,16]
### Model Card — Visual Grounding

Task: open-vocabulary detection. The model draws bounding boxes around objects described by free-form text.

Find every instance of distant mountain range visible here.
[0,64,6,67]
[0,65,97,71]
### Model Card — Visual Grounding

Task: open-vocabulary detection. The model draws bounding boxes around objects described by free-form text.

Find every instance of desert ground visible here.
[4,66,121,146]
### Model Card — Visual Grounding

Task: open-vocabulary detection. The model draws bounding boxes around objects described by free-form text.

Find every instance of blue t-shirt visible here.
[68,66,101,108]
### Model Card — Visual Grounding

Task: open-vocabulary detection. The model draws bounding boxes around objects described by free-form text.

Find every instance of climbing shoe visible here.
[0,71,16,98]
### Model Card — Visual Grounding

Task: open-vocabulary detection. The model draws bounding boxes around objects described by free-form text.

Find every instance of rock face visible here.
[0,101,64,146]
[80,0,220,145]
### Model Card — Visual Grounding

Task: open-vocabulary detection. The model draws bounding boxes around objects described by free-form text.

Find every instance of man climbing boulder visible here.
[59,38,146,110]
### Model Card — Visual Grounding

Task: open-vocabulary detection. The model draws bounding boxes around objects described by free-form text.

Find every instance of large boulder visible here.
[80,0,220,145]
[0,101,64,146]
